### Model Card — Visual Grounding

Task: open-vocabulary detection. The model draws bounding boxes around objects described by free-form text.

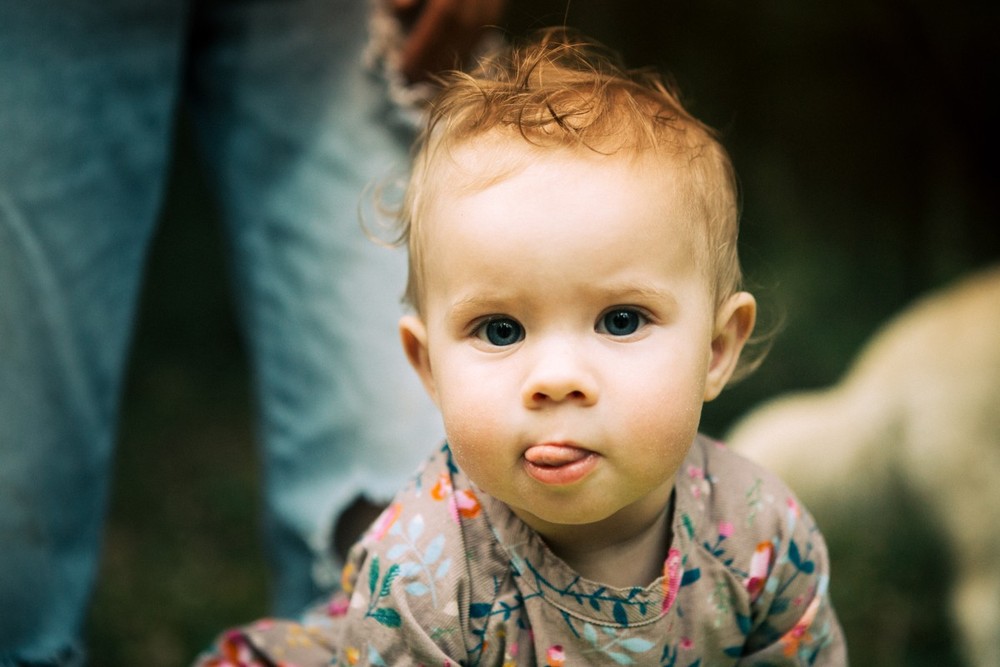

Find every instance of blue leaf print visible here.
[619,638,655,652]
[405,582,430,596]
[367,646,387,666]
[789,540,802,567]
[469,603,492,618]
[771,597,791,614]
[371,608,401,628]
[581,625,656,664]
[398,561,421,578]
[385,543,408,560]
[364,556,402,627]
[368,556,380,596]
[788,541,815,574]
[608,650,634,665]
[681,568,701,586]
[379,563,400,597]
[407,514,424,541]
[423,533,445,565]
[590,587,606,611]
[613,601,628,626]
[435,558,451,579]
[736,612,752,635]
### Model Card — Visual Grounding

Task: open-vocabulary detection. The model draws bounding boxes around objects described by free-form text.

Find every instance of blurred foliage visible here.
[87,1,997,664]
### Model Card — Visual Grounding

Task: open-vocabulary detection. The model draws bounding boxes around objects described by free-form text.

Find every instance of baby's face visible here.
[402,140,736,540]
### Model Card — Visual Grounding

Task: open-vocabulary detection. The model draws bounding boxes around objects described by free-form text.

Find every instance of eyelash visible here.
[596,307,648,337]
[472,306,650,347]
[474,317,524,347]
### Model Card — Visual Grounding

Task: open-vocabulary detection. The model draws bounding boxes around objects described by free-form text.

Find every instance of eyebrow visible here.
[596,282,678,304]
[446,293,516,318]
[446,282,679,316]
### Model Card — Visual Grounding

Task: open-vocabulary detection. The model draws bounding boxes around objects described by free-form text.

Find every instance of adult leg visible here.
[186,0,441,615]
[0,2,187,663]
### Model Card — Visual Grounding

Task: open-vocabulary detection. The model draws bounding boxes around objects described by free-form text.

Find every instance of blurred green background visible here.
[86,1,998,665]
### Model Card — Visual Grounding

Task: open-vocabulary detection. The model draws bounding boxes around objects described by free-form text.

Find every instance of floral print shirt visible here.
[195,436,846,666]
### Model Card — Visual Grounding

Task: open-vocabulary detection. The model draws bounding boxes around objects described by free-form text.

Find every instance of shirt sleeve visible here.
[192,449,480,667]
[739,494,848,665]
[191,524,470,666]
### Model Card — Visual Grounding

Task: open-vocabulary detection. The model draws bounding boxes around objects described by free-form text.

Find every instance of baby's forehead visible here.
[415,135,712,265]
[424,132,687,200]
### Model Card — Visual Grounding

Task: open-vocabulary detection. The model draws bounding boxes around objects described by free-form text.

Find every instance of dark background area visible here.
[86,1,998,664]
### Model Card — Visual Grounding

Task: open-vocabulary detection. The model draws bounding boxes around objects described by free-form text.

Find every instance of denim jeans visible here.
[0,0,441,663]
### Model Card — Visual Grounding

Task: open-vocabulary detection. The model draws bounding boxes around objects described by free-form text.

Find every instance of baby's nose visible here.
[521,342,598,407]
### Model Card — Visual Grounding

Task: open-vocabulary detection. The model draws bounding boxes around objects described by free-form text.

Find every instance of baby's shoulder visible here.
[684,434,816,547]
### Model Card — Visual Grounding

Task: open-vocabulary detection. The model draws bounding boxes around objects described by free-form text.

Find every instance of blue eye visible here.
[481,318,524,346]
[600,308,643,336]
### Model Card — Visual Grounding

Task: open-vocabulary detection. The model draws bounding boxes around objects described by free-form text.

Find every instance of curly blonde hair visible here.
[395,28,760,378]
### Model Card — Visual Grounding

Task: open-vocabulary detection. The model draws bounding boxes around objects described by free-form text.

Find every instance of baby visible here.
[196,28,846,666]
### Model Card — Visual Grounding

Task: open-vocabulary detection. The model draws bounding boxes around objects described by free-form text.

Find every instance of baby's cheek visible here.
[627,391,702,457]
[439,404,510,484]
[439,397,502,451]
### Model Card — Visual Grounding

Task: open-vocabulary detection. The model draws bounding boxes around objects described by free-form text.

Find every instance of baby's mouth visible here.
[522,443,599,485]
[524,443,592,467]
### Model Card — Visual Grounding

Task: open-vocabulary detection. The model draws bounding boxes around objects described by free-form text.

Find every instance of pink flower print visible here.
[679,637,694,650]
[369,503,402,541]
[431,471,481,521]
[206,629,257,666]
[454,488,481,519]
[718,521,734,539]
[687,466,711,502]
[662,547,682,612]
[326,591,350,617]
[787,496,800,517]
[546,645,566,666]
[745,541,775,601]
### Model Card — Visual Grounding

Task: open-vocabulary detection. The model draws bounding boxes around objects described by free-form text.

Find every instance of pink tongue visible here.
[524,445,588,467]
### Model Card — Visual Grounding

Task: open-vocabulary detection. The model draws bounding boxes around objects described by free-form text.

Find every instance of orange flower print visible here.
[781,595,821,657]
[431,472,453,500]
[546,645,566,666]
[431,471,481,521]
[339,560,357,595]
[745,541,775,602]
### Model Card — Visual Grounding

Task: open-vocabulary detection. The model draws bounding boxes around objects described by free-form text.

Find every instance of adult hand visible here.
[390,0,507,82]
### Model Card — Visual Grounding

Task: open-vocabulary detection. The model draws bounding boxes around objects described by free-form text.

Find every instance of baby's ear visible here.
[704,292,756,401]
[399,315,438,404]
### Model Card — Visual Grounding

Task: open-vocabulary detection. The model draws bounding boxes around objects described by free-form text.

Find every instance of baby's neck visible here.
[537,494,674,589]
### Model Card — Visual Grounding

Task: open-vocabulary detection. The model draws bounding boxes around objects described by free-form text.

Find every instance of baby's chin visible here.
[506,494,646,535]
